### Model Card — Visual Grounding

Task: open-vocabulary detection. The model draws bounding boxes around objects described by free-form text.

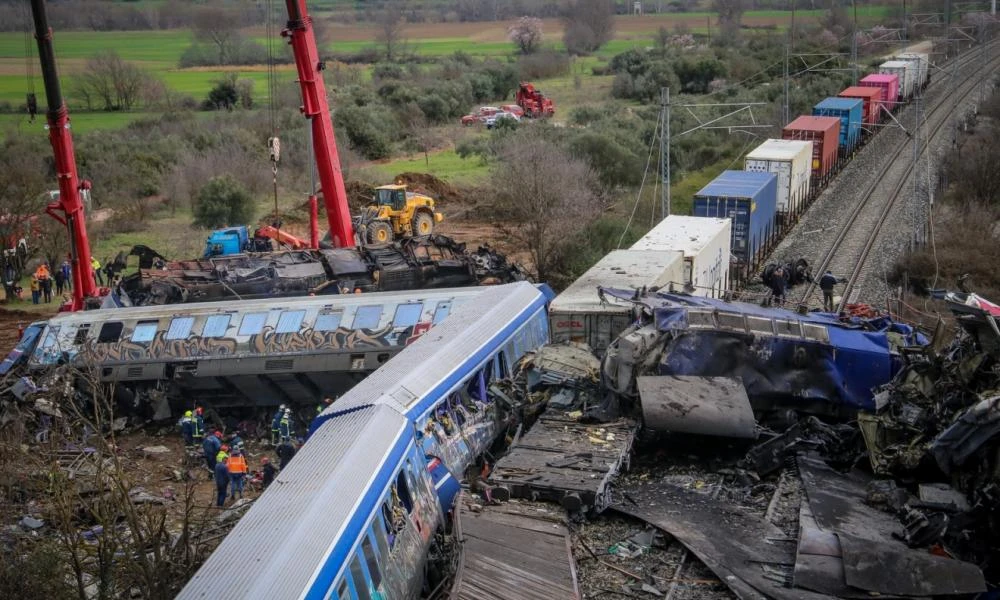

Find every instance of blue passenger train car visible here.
[178,282,551,600]
[813,97,863,156]
[692,170,778,271]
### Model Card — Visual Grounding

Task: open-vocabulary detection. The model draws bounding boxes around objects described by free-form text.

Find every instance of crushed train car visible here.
[114,235,526,307]
[601,290,929,432]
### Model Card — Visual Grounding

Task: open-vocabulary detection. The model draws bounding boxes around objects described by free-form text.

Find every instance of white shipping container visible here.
[630,215,732,298]
[879,60,914,100]
[743,139,812,216]
[896,52,929,90]
[549,249,685,352]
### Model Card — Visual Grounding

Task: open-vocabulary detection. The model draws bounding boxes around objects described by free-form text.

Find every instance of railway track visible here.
[794,38,999,311]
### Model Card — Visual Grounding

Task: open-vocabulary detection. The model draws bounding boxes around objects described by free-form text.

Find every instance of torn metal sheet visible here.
[917,483,971,512]
[614,481,834,600]
[797,454,986,596]
[928,394,1000,474]
[637,375,757,438]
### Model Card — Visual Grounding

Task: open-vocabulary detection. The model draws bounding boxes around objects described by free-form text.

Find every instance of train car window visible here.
[131,321,159,343]
[32,327,60,363]
[74,324,91,345]
[395,472,413,512]
[275,310,305,334]
[352,306,382,330]
[315,311,343,332]
[392,303,423,328]
[238,312,268,336]
[348,555,372,600]
[97,322,123,343]
[335,578,350,600]
[203,315,231,337]
[432,301,451,324]
[361,534,383,588]
[165,317,194,340]
[372,514,391,562]
[498,350,510,378]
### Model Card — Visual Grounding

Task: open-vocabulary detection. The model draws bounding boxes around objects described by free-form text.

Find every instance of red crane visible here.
[30,0,97,311]
[281,0,355,248]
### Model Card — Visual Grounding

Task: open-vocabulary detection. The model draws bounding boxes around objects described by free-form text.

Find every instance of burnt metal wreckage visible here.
[113,235,526,307]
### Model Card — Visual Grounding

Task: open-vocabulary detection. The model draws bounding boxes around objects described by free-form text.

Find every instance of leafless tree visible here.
[562,0,615,55]
[712,0,744,37]
[488,129,604,283]
[193,4,241,65]
[0,135,51,280]
[507,16,543,54]
[376,5,408,61]
[71,51,153,112]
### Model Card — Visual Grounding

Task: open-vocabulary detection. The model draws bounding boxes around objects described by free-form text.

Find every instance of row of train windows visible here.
[84,300,454,344]
[334,462,420,600]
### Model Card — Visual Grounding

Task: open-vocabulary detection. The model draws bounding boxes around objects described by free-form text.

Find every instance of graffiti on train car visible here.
[78,332,241,362]
[247,324,398,354]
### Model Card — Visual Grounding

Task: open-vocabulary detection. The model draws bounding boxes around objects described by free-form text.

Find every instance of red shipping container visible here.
[839,86,882,127]
[859,74,900,117]
[782,116,840,182]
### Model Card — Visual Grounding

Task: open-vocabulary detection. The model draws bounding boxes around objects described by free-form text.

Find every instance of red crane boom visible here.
[30,0,97,310]
[282,0,355,248]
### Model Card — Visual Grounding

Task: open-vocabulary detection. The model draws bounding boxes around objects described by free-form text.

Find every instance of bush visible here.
[518,50,571,80]
[335,104,397,160]
[193,175,255,229]
[204,77,239,111]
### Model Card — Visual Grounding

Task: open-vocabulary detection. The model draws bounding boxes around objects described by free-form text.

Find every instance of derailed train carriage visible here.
[178,282,551,600]
[114,235,525,307]
[16,287,495,418]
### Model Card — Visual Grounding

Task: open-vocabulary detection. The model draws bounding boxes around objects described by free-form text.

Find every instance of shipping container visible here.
[813,97,863,155]
[859,74,899,119]
[782,116,840,184]
[744,139,812,219]
[839,86,882,127]
[631,215,732,298]
[897,52,930,89]
[548,249,685,353]
[879,60,914,101]
[692,170,777,270]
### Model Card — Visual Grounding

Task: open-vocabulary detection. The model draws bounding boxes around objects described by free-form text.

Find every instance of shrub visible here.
[518,50,571,80]
[205,77,239,111]
[335,104,397,160]
[193,175,255,229]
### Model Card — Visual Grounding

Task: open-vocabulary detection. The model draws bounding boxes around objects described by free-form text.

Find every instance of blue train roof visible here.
[815,97,863,111]
[696,170,777,199]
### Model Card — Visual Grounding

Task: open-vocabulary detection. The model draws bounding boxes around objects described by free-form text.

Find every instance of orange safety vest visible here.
[227,454,248,474]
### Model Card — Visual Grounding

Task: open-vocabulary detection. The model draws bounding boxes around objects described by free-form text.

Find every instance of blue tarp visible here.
[606,290,928,412]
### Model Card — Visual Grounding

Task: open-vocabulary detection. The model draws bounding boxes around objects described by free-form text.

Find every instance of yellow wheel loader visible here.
[357,184,444,245]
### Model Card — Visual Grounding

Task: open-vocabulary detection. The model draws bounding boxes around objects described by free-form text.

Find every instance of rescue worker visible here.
[271,404,285,445]
[316,396,333,416]
[192,407,205,446]
[276,440,296,470]
[819,270,843,313]
[29,277,39,305]
[214,445,230,507]
[178,410,194,447]
[261,456,277,489]
[227,449,248,500]
[203,430,222,471]
[279,408,293,443]
[229,431,245,457]
[60,259,71,291]
[769,267,787,307]
[91,256,103,286]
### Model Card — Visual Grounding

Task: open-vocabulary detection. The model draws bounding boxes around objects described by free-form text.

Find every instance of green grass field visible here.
[367,148,488,185]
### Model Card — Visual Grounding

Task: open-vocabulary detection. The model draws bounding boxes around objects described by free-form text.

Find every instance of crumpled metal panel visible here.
[638,375,757,438]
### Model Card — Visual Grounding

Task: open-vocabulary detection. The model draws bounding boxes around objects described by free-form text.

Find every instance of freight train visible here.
[688,51,931,279]
[177,282,550,600]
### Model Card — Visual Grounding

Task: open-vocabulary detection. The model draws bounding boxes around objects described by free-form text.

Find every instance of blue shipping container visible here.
[813,97,863,155]
[692,170,778,266]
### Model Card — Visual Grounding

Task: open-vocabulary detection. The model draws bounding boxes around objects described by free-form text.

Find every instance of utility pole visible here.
[660,87,670,220]
[852,0,859,84]
[783,43,790,125]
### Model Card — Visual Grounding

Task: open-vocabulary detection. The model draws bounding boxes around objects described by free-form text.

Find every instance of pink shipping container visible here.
[859,73,900,116]
[839,86,882,127]
[781,116,840,184]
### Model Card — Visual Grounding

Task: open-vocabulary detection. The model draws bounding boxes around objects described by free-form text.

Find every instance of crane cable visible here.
[22,0,36,122]
[265,0,281,233]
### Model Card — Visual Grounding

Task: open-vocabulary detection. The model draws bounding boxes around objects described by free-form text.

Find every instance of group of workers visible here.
[179,403,307,507]
[27,261,71,304]
[768,268,844,313]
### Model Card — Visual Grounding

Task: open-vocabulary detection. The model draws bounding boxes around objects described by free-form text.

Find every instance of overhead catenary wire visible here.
[617,110,661,249]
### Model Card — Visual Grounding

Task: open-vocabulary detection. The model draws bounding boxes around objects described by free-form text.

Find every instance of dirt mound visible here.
[393,172,464,204]
[346,180,376,210]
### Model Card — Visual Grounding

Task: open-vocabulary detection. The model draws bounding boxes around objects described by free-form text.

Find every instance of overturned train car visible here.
[114,235,525,307]
[21,287,493,418]
[602,291,928,421]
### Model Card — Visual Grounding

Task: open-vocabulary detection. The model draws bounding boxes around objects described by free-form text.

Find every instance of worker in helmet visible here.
[203,430,222,471]
[192,407,205,446]
[178,410,194,447]
[228,431,245,458]
[316,396,334,416]
[214,445,230,507]
[90,257,103,286]
[261,456,277,489]
[271,404,285,445]
[279,409,293,444]
[227,448,248,500]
